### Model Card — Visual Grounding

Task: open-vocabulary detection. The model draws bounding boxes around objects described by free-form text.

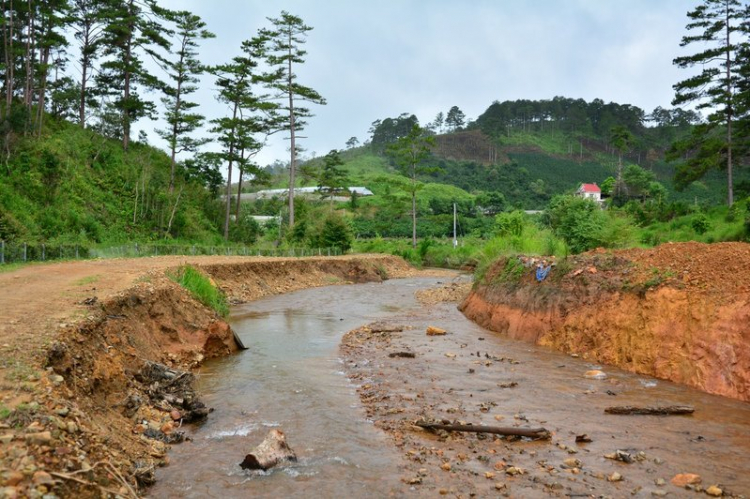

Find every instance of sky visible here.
[140,0,696,169]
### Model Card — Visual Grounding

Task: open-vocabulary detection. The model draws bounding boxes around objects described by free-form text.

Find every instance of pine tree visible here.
[260,11,325,229]
[317,149,349,208]
[97,0,172,150]
[212,37,277,240]
[70,0,108,127]
[156,8,214,193]
[386,124,436,248]
[670,0,749,206]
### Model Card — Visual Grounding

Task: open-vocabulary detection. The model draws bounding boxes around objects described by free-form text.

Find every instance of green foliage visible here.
[545,195,607,253]
[314,213,354,252]
[494,210,526,237]
[168,265,229,317]
[691,213,711,234]
[670,0,747,206]
[318,150,349,200]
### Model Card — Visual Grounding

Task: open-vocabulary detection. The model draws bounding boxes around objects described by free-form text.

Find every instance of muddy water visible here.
[150,277,445,498]
[151,277,750,498]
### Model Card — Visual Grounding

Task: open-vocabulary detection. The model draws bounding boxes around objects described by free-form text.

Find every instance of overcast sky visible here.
[141,0,694,168]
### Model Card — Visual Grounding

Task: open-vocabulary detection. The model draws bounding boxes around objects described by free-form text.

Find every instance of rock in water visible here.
[240,429,297,471]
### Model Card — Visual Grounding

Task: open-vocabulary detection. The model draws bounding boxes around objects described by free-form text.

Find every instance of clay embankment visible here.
[460,242,750,402]
[0,254,413,498]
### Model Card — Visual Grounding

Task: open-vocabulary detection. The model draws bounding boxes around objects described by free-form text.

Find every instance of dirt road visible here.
[0,254,409,368]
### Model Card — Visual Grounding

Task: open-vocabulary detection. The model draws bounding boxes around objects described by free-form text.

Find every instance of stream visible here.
[150,276,750,498]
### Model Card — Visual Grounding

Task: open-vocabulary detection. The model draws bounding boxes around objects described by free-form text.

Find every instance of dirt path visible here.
[0,255,404,368]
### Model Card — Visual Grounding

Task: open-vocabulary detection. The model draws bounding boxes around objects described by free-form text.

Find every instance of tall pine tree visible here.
[670,0,749,206]
[259,11,325,228]
[156,8,214,193]
[97,0,171,150]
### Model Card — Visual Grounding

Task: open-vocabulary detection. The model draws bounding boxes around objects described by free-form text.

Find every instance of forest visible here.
[0,0,749,265]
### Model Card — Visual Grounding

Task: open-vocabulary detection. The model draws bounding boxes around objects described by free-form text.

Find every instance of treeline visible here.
[470,97,700,145]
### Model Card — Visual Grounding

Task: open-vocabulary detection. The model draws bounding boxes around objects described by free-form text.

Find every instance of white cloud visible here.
[135,0,692,170]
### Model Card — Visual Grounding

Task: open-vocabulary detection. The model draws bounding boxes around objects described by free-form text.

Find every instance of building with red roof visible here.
[576,183,602,203]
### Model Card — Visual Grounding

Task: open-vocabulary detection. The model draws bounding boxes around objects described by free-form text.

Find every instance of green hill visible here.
[0,118,222,245]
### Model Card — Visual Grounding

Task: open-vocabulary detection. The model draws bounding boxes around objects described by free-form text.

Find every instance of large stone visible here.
[670,473,701,487]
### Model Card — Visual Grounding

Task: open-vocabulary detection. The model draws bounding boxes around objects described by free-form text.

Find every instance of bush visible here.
[545,195,606,253]
[691,213,711,234]
[315,213,354,252]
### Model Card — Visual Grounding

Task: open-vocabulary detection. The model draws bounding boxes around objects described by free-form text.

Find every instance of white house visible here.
[576,183,602,203]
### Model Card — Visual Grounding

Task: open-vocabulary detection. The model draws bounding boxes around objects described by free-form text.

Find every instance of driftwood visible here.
[388,351,416,358]
[240,429,297,471]
[416,421,550,440]
[233,329,248,350]
[604,405,695,416]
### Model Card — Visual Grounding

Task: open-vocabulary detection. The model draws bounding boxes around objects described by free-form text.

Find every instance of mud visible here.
[0,254,417,498]
[341,295,750,498]
[460,242,750,401]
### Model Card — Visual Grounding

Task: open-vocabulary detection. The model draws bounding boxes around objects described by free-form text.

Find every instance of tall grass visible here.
[168,265,229,317]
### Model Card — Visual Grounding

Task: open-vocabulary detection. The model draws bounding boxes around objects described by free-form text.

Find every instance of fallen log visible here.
[604,405,694,416]
[415,421,550,440]
[240,429,297,471]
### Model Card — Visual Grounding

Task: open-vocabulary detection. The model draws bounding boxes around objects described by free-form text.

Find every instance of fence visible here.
[0,240,343,265]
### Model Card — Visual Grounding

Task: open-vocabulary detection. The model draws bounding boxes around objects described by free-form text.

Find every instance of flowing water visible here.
[150,276,750,498]
[150,277,444,498]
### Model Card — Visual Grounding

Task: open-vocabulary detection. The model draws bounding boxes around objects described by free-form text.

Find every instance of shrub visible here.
[495,210,526,237]
[691,213,710,234]
[315,213,354,252]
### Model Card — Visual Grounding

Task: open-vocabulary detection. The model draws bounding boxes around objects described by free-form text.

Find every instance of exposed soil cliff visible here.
[460,242,750,402]
[0,254,413,498]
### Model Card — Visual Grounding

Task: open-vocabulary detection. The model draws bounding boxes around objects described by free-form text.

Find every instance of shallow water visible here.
[150,277,445,498]
[150,276,750,498]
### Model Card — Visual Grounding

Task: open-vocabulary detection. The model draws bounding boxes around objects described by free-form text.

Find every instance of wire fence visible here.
[0,240,344,265]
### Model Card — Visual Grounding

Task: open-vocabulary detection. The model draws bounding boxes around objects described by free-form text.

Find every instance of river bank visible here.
[461,242,750,402]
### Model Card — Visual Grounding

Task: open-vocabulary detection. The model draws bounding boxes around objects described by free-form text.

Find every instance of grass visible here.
[167,265,230,317]
[73,275,100,286]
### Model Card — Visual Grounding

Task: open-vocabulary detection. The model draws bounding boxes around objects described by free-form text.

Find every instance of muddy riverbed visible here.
[150,276,750,498]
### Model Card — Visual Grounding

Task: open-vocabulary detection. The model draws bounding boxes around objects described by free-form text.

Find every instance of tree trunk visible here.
[235,148,245,221]
[223,100,239,240]
[165,185,183,237]
[411,190,417,249]
[168,36,186,194]
[287,41,296,229]
[725,8,734,207]
[122,0,135,151]
[36,45,50,136]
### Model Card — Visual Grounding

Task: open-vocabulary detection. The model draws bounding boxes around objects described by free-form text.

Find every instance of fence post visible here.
[42,244,45,261]
[23,243,27,262]
[0,240,4,264]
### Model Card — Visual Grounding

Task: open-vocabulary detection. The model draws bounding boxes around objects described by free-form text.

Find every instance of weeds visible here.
[168,265,229,317]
